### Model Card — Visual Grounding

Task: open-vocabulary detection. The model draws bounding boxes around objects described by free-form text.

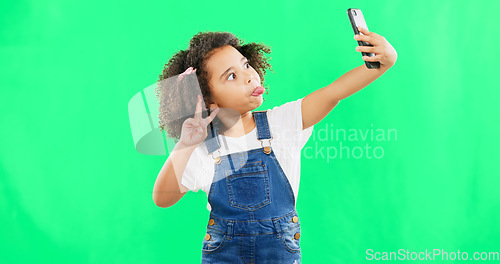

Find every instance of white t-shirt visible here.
[181,97,314,211]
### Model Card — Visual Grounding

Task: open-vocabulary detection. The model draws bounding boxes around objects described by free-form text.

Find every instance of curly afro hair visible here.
[155,31,273,142]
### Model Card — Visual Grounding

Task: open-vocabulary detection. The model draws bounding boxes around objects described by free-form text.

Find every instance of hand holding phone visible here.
[347,8,380,69]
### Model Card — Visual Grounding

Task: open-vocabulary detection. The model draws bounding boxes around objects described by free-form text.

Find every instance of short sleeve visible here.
[296,97,314,150]
[269,97,314,150]
[180,146,205,193]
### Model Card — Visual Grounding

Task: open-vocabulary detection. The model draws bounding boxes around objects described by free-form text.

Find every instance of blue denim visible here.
[201,111,301,264]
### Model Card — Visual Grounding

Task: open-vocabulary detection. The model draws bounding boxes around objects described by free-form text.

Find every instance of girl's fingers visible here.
[354,34,381,46]
[356,45,377,53]
[362,55,381,61]
[356,26,371,38]
[355,45,381,60]
[202,107,220,127]
[194,94,202,120]
[357,26,382,38]
[183,67,196,75]
[178,67,197,82]
[357,26,369,33]
[355,27,383,46]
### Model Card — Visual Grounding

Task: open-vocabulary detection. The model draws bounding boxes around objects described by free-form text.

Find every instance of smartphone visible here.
[347,8,380,69]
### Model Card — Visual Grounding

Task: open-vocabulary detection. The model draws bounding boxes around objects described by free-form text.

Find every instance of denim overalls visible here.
[200,110,301,264]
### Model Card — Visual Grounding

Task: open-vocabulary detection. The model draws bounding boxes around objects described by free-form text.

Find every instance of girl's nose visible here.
[247,74,254,84]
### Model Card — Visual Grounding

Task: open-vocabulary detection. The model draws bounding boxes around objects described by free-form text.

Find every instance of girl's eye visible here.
[227,62,250,81]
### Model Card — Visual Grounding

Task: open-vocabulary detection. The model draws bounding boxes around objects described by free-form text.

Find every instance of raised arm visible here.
[153,93,219,208]
[301,27,397,130]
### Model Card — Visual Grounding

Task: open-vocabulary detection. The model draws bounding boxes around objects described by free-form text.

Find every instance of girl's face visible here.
[206,45,263,115]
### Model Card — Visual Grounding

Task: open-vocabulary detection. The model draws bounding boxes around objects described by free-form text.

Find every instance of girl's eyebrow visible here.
[219,57,247,80]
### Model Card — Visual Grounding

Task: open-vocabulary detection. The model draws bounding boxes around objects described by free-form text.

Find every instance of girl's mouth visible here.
[251,86,265,96]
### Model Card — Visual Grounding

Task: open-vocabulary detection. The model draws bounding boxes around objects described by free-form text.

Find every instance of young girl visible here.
[153,29,397,263]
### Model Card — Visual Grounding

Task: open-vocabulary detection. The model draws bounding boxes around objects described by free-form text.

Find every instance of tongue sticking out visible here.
[251,86,265,96]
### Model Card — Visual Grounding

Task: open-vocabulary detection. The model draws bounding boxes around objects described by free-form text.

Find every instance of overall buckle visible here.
[258,138,273,154]
[209,149,222,164]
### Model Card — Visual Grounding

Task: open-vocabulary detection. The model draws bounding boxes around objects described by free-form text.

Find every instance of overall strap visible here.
[252,111,273,154]
[205,122,221,155]
[204,110,273,162]
[252,111,272,140]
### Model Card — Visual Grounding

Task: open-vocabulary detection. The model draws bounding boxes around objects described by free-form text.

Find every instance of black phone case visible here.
[347,8,380,69]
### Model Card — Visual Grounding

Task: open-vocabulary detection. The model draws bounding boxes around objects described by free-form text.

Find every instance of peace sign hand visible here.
[354,27,397,68]
[178,94,220,148]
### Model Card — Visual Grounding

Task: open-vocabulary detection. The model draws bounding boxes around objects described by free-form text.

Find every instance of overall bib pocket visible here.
[226,164,271,211]
[202,228,228,254]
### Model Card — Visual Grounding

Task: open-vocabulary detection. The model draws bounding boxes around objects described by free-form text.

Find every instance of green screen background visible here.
[1,0,499,263]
